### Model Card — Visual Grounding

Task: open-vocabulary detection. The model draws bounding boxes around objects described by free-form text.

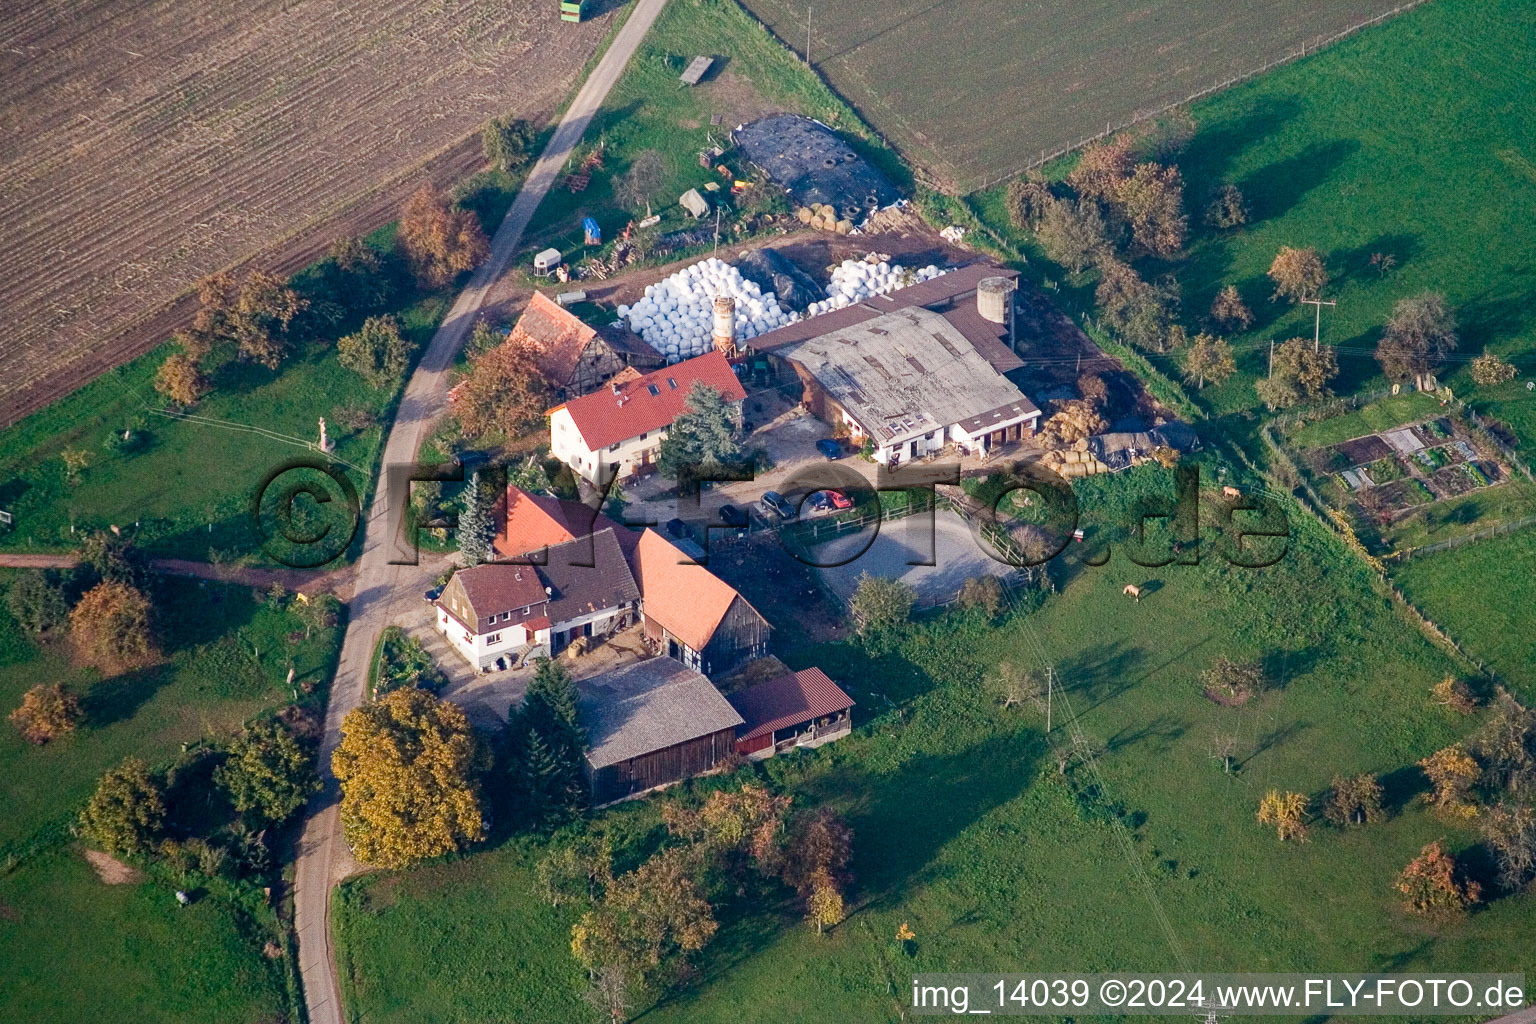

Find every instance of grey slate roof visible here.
[580,658,744,769]
[541,528,640,621]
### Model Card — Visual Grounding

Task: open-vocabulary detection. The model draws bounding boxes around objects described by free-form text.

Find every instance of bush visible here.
[10,683,82,744]
[482,116,536,173]
[957,575,1005,617]
[79,757,165,857]
[1470,353,1518,386]
[848,573,915,641]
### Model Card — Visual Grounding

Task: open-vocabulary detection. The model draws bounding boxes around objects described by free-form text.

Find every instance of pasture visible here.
[738,0,1407,190]
[0,0,618,426]
[0,569,343,1023]
[333,468,1536,1022]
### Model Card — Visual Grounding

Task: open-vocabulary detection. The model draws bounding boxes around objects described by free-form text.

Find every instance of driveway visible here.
[811,508,1010,608]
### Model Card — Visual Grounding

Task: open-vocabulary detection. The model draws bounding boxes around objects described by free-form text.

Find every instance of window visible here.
[609,442,620,452]
[666,377,677,389]
[486,633,502,645]
[647,384,660,396]
[639,432,648,441]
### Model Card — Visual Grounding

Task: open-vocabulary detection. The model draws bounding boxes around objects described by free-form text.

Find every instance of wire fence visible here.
[965,0,1430,195]
[1388,515,1536,562]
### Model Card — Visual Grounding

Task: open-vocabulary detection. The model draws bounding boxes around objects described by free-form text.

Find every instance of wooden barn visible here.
[511,291,664,399]
[580,658,744,805]
[631,529,770,677]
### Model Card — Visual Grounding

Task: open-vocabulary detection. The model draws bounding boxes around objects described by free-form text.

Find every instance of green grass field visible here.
[334,469,1535,1022]
[0,570,343,1023]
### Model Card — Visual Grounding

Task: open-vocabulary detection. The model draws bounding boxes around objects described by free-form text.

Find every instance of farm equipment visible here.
[559,0,586,23]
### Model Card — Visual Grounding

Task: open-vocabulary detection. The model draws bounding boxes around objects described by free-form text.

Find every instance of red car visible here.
[823,489,853,510]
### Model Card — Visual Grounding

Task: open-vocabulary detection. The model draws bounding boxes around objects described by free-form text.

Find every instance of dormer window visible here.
[666,377,677,389]
[647,384,660,396]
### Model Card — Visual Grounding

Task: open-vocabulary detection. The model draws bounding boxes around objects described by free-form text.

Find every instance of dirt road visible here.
[289,3,672,1022]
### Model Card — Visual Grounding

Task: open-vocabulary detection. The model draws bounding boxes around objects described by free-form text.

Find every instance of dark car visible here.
[816,438,844,460]
[718,504,749,529]
[757,490,797,521]
[452,449,490,471]
[423,585,445,603]
[665,518,693,540]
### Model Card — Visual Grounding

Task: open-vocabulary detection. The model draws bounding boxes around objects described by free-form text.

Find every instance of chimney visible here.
[713,295,737,358]
[611,380,621,395]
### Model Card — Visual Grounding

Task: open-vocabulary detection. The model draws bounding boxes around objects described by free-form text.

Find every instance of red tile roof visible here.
[511,291,599,387]
[730,668,854,741]
[492,485,638,560]
[552,350,746,451]
[631,528,759,653]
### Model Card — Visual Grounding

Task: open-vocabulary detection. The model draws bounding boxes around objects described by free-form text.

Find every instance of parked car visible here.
[823,489,853,510]
[665,518,693,540]
[756,490,797,521]
[423,585,444,603]
[718,504,749,528]
[816,438,844,460]
[452,449,490,470]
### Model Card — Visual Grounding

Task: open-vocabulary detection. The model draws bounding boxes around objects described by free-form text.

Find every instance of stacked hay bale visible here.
[795,203,853,233]
[1037,400,1112,478]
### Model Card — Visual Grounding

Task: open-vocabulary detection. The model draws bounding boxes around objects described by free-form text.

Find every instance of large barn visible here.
[511,291,664,399]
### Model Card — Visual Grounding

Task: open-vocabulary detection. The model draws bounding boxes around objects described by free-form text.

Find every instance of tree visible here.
[6,570,68,634]
[331,688,488,868]
[482,115,536,173]
[1036,198,1110,275]
[663,784,791,880]
[1095,259,1179,352]
[233,271,307,369]
[1419,744,1480,817]
[1256,789,1309,841]
[1005,174,1055,230]
[79,756,165,857]
[1376,292,1457,388]
[657,382,742,479]
[215,720,317,825]
[10,683,82,744]
[317,236,395,313]
[988,660,1045,711]
[1473,688,1535,794]
[61,448,90,484]
[1113,162,1187,256]
[1322,772,1384,827]
[1430,674,1478,715]
[1267,246,1327,303]
[337,315,413,389]
[1470,353,1518,386]
[70,581,155,671]
[1067,133,1136,202]
[398,183,490,288]
[782,807,853,929]
[615,149,666,213]
[571,846,718,987]
[1201,656,1265,702]
[848,573,915,641]
[957,575,1005,617]
[449,340,551,441]
[1396,841,1480,915]
[457,471,496,566]
[1481,803,1536,892]
[807,868,845,934]
[79,530,149,588]
[1182,332,1237,389]
[1204,184,1248,229]
[506,658,590,827]
[538,835,614,907]
[1256,338,1337,410]
[584,962,633,1024]
[292,592,340,639]
[1209,285,1254,330]
[154,352,209,406]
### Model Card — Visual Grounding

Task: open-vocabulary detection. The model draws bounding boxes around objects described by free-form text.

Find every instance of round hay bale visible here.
[835,219,853,234]
[796,206,813,224]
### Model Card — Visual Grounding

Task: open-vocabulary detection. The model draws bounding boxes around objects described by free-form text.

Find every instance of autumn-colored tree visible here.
[1203,656,1265,702]
[1113,162,1187,256]
[1470,353,1518,386]
[1182,332,1237,389]
[215,720,317,825]
[1396,841,1480,915]
[10,683,82,744]
[1375,292,1457,388]
[1067,133,1136,202]
[1267,246,1327,303]
[571,845,718,986]
[664,783,791,879]
[1209,284,1254,330]
[1036,198,1110,275]
[1095,259,1179,352]
[782,807,853,893]
[1256,338,1337,410]
[957,575,1005,617]
[154,352,210,406]
[1481,803,1536,892]
[398,183,490,288]
[1474,688,1535,794]
[1322,772,1385,827]
[848,572,915,642]
[1430,674,1478,715]
[1257,789,1309,841]
[1419,744,1481,817]
[1204,183,1248,229]
[6,569,68,634]
[331,688,489,868]
[449,341,551,441]
[807,867,845,934]
[79,756,165,857]
[185,270,306,369]
[337,314,413,389]
[70,581,155,671]
[1005,174,1055,230]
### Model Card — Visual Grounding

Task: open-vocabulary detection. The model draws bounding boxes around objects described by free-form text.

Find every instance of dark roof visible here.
[733,114,900,221]
[540,528,640,622]
[730,668,854,742]
[581,658,744,769]
[596,324,664,365]
[446,563,549,634]
[749,264,1021,354]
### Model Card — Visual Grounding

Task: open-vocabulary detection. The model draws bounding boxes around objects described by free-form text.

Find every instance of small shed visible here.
[680,55,715,86]
[729,667,854,759]
[533,248,563,276]
[679,188,710,220]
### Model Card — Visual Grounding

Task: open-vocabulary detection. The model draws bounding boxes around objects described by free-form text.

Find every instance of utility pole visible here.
[806,5,812,66]
[713,203,721,255]
[1046,666,1054,733]
[1268,338,1275,378]
[1301,295,1336,352]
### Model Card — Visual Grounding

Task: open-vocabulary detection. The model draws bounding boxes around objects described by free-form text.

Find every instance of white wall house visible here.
[548,350,746,486]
